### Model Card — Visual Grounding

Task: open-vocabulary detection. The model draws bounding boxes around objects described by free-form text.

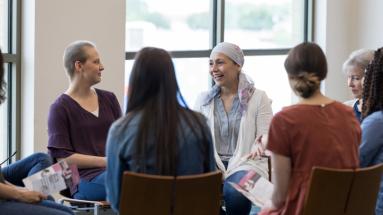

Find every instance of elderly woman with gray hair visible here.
[195,42,273,215]
[343,49,374,122]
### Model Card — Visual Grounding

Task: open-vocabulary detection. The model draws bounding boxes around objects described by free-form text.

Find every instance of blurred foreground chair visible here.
[302,164,383,215]
[119,171,222,215]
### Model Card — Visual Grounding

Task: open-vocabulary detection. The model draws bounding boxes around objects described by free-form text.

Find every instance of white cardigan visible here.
[195,88,273,178]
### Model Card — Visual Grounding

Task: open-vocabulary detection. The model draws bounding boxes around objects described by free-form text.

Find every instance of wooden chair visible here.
[119,171,222,215]
[302,164,383,215]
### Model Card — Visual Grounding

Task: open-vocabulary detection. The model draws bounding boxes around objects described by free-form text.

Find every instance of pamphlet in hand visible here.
[229,170,274,207]
[22,160,80,195]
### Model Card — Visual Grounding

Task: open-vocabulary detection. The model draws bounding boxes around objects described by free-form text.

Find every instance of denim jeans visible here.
[73,171,106,200]
[223,170,252,215]
[1,152,52,186]
[0,199,74,215]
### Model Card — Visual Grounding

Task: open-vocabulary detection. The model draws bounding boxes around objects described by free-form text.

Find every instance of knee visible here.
[223,181,244,200]
[34,152,53,165]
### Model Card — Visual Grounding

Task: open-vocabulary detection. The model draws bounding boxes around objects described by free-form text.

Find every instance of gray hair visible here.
[63,40,96,78]
[342,49,374,74]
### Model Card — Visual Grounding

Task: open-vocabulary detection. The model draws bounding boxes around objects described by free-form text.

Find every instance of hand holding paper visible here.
[22,160,80,196]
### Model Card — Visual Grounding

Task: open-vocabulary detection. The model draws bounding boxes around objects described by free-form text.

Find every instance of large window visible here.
[125,0,311,112]
[0,0,20,164]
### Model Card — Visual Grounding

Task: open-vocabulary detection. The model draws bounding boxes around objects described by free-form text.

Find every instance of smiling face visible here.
[77,46,104,85]
[209,53,241,88]
[345,65,364,99]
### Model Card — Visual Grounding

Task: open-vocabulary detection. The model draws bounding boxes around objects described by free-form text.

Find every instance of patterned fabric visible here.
[200,73,255,114]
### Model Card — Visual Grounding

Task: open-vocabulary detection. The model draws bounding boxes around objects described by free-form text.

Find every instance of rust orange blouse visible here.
[260,102,360,215]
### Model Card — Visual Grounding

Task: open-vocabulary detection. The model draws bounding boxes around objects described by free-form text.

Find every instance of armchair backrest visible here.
[346,164,383,215]
[302,164,383,215]
[119,171,222,215]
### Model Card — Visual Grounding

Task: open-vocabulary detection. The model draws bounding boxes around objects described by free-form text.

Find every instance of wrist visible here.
[13,188,24,201]
[98,157,107,167]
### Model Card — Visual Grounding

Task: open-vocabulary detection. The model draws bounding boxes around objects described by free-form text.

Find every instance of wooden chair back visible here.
[302,164,383,215]
[119,171,222,215]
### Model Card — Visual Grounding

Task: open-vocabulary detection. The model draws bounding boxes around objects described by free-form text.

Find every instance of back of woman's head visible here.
[0,48,6,104]
[125,47,206,176]
[284,42,327,98]
[127,47,179,112]
[362,47,383,119]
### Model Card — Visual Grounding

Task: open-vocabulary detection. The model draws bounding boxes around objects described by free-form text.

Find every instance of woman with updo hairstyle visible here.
[359,47,383,215]
[259,42,360,215]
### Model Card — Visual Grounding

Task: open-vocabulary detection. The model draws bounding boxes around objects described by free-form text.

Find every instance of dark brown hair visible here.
[0,48,6,104]
[284,42,327,98]
[361,47,383,119]
[122,47,211,175]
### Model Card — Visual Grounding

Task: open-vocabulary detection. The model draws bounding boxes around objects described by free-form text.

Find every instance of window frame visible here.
[2,0,21,163]
[124,0,312,103]
[125,0,312,59]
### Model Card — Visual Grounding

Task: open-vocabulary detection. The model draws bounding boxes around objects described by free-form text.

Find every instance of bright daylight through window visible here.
[125,0,308,112]
[0,0,19,165]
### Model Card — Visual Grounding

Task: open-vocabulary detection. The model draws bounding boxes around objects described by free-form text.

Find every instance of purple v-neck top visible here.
[47,88,122,184]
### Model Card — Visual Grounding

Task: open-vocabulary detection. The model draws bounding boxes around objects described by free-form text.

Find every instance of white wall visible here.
[21,0,125,156]
[19,0,383,156]
[313,0,383,102]
[313,0,356,102]
[353,0,383,49]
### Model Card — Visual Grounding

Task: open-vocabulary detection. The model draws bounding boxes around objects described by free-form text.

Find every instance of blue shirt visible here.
[353,100,362,123]
[105,111,216,212]
[360,110,383,214]
[213,94,242,161]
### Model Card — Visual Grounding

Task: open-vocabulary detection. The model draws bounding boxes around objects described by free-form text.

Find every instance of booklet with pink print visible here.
[22,160,80,195]
[229,170,274,207]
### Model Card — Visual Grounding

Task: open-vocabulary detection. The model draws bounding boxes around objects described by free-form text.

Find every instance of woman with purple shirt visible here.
[47,41,121,201]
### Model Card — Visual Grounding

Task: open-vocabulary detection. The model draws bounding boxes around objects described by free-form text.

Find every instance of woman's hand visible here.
[246,135,267,160]
[15,189,48,203]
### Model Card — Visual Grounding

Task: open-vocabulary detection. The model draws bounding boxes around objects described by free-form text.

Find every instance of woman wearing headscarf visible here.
[195,42,273,215]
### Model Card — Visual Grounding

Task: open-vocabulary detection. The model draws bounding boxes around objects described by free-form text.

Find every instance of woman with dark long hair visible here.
[105,47,216,212]
[260,42,360,215]
[360,47,383,215]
